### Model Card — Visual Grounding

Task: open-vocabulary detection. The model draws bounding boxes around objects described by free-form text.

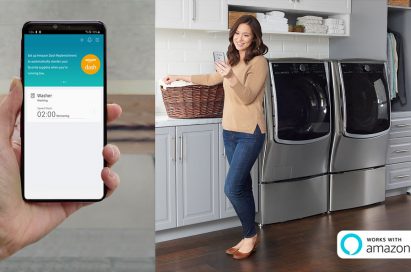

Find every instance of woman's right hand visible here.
[163,75,178,85]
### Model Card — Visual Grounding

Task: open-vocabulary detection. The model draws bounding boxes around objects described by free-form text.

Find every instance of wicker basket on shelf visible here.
[161,84,224,119]
[388,0,410,6]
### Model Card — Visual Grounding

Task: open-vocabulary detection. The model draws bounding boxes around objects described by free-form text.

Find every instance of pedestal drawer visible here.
[390,118,411,139]
[387,137,411,164]
[386,162,411,190]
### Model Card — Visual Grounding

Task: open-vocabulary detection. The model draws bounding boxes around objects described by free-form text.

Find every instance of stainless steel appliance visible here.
[256,59,332,226]
[329,60,390,211]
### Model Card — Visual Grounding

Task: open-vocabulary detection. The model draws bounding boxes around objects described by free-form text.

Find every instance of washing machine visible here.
[256,59,332,225]
[329,60,390,211]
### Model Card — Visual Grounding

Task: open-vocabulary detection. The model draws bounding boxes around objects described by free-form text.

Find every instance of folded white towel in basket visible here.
[160,79,193,90]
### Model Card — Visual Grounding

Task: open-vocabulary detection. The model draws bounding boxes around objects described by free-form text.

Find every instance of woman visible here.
[163,15,268,260]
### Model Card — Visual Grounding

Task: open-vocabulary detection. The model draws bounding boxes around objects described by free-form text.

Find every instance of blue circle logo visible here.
[340,233,362,255]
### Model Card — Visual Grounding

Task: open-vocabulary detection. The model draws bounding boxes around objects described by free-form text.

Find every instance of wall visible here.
[329,0,387,61]
[0,0,154,95]
[155,29,329,114]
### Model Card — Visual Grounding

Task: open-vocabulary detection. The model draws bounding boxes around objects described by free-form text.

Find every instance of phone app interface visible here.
[24,34,104,199]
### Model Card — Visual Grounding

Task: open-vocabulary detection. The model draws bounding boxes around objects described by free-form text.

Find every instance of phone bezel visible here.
[21,21,107,202]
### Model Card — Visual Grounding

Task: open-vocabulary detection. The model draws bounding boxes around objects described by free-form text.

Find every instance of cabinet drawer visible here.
[387,137,411,164]
[386,162,411,190]
[390,118,411,139]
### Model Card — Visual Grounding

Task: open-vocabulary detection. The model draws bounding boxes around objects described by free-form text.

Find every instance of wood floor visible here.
[157,195,411,272]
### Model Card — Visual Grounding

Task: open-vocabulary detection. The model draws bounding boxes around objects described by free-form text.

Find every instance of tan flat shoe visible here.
[225,247,239,255]
[232,238,259,260]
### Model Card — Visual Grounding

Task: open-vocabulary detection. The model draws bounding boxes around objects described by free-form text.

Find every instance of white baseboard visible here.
[155,217,241,243]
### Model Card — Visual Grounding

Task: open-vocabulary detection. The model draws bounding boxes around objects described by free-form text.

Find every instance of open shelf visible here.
[208,28,348,37]
[388,5,411,10]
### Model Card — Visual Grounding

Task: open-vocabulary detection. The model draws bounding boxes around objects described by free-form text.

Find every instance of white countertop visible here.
[155,114,222,127]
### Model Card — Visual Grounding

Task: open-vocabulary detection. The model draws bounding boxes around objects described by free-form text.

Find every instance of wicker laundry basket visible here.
[388,0,410,6]
[161,84,224,119]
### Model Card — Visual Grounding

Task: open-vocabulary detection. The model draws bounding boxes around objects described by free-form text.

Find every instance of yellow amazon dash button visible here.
[81,54,101,75]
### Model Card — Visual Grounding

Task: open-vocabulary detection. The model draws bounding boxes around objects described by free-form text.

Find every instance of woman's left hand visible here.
[215,61,233,78]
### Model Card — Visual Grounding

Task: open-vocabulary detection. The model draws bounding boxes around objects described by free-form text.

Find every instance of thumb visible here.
[0,78,23,146]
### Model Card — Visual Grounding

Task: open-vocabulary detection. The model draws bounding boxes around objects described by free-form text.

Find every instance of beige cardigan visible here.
[191,55,268,134]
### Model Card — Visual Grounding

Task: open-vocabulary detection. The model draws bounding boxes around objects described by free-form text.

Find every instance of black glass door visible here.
[340,63,390,135]
[272,63,331,141]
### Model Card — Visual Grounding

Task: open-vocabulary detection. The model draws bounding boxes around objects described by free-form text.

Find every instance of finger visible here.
[215,62,224,69]
[12,141,21,167]
[103,144,120,167]
[101,167,120,198]
[218,61,226,67]
[107,104,122,123]
[0,78,23,144]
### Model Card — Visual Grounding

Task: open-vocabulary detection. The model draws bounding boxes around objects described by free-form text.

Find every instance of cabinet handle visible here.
[179,136,183,161]
[192,0,196,21]
[394,149,409,153]
[222,147,225,158]
[395,175,410,179]
[395,124,410,128]
[171,137,176,161]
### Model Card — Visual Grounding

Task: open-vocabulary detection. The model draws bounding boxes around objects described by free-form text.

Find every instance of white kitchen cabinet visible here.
[228,0,293,10]
[155,0,188,29]
[156,124,219,230]
[295,0,351,14]
[227,0,351,14]
[218,124,236,218]
[155,127,177,231]
[156,0,228,30]
[189,0,228,30]
[386,112,411,191]
[176,124,220,226]
[156,122,261,231]
[218,124,259,219]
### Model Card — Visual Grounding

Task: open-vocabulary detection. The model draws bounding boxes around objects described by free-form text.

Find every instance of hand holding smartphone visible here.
[21,21,107,201]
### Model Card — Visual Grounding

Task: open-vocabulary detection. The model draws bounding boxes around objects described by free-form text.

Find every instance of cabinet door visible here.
[219,125,237,218]
[296,0,351,14]
[156,0,188,29]
[227,0,294,10]
[386,162,411,190]
[188,0,228,30]
[155,127,177,231]
[176,124,219,226]
[219,125,259,219]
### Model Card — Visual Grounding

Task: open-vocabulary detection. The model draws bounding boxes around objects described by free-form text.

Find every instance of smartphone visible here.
[21,21,106,201]
[213,51,226,63]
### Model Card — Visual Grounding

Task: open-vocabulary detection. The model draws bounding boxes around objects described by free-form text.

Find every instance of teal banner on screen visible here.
[24,34,104,87]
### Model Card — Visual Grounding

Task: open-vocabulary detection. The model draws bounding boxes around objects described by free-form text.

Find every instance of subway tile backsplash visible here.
[155,29,329,114]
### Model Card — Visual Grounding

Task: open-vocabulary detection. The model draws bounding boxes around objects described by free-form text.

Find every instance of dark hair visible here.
[227,15,268,66]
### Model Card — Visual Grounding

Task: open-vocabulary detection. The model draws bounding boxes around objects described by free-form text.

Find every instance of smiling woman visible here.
[162,15,268,260]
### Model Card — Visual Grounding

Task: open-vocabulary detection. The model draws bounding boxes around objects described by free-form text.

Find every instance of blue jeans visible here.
[223,126,265,238]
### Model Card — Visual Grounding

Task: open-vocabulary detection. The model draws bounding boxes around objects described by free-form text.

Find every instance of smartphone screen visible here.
[21,22,106,201]
[213,51,226,63]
